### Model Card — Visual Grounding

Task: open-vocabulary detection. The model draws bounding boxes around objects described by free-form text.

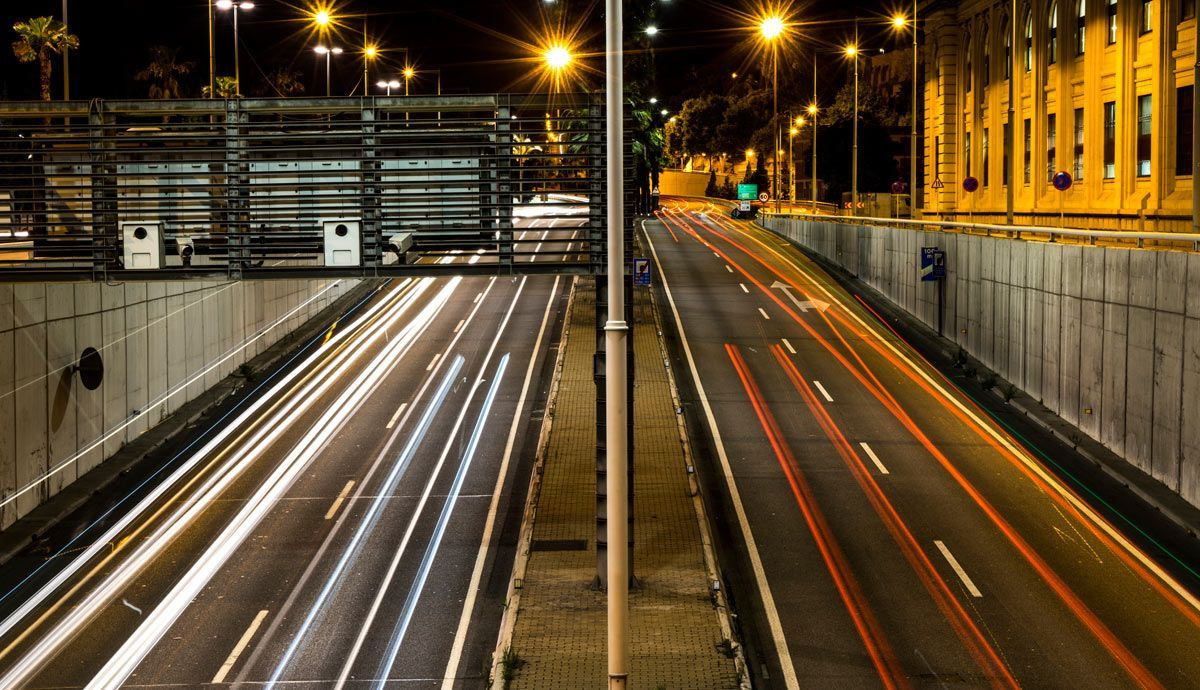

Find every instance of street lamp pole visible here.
[1193,13,1199,234]
[851,22,860,216]
[812,55,818,210]
[208,1,216,98]
[910,0,919,215]
[1007,0,1017,223]
[217,1,253,97]
[62,0,69,99]
[603,0,629,687]
[789,117,796,203]
[774,43,781,213]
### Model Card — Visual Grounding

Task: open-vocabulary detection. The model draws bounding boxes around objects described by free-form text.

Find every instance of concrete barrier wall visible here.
[763,216,1200,508]
[0,278,355,530]
[660,170,712,198]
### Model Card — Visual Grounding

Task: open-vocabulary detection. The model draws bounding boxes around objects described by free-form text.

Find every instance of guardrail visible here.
[0,93,626,282]
[762,211,1200,252]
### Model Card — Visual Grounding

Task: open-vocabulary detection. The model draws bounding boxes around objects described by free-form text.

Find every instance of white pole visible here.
[852,22,859,216]
[604,0,629,685]
[910,0,918,216]
[61,0,70,100]
[232,6,241,97]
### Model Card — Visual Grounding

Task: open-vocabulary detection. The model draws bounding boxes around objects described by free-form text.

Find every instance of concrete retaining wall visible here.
[762,216,1200,508]
[660,170,712,198]
[0,278,354,530]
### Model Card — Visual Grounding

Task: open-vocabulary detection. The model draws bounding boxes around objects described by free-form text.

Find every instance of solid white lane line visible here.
[781,338,796,354]
[859,443,889,475]
[442,276,560,688]
[643,229,800,690]
[935,541,982,598]
[740,283,750,294]
[725,264,733,273]
[758,308,770,320]
[211,610,269,684]
[426,353,441,371]
[324,481,356,520]
[813,380,834,402]
[453,319,465,334]
[385,402,409,430]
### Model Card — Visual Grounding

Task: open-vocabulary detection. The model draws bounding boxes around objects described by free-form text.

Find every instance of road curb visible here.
[488,276,576,689]
[646,282,752,690]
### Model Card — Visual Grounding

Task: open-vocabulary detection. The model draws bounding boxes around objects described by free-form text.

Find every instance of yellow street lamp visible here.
[789,127,799,136]
[892,15,907,28]
[544,45,572,70]
[844,44,858,56]
[759,15,785,40]
[807,104,818,115]
[757,14,788,211]
[313,9,331,28]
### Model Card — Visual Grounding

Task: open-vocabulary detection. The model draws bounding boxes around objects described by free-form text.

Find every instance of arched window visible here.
[1108,0,1118,43]
[983,24,992,85]
[1049,2,1059,64]
[1024,10,1034,71]
[1004,19,1013,78]
[1077,0,1087,54]
[964,33,973,93]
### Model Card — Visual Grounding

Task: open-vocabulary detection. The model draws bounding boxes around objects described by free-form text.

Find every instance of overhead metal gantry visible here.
[0,93,626,282]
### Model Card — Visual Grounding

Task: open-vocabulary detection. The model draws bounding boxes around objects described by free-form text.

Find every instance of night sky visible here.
[1,1,901,110]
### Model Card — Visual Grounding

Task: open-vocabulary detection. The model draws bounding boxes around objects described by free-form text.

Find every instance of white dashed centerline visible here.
[859,442,889,475]
[324,480,357,520]
[426,353,441,371]
[211,609,269,684]
[386,402,409,430]
[758,308,771,321]
[781,338,796,354]
[935,540,983,598]
[725,264,733,273]
[740,283,750,294]
[813,380,834,402]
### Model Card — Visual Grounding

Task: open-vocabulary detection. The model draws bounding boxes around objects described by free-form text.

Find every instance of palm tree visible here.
[11,16,79,101]
[201,76,238,99]
[135,46,193,99]
[261,68,305,98]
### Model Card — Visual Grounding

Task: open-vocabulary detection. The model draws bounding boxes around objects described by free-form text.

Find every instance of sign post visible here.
[962,176,978,224]
[632,257,651,287]
[921,246,947,335]
[736,183,758,218]
[1052,171,1072,229]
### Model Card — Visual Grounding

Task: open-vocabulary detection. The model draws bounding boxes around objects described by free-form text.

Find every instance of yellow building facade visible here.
[922,0,1197,230]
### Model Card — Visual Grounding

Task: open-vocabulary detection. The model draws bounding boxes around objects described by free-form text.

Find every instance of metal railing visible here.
[762,211,1200,252]
[0,94,627,282]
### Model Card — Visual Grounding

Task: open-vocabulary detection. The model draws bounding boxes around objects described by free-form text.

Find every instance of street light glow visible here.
[649,97,658,104]
[544,45,572,70]
[403,66,415,78]
[660,108,669,116]
[314,45,329,54]
[669,116,677,123]
[365,45,378,58]
[807,104,818,115]
[746,149,755,157]
[389,80,400,88]
[759,15,785,40]
[845,44,858,56]
[893,15,908,28]
[331,46,344,54]
[645,25,659,36]
[790,127,799,136]
[313,9,331,27]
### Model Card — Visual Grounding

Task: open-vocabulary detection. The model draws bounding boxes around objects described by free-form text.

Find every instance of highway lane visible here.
[648,198,1200,688]
[0,265,564,687]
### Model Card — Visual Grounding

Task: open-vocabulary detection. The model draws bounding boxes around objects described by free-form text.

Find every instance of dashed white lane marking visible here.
[781,338,796,354]
[859,442,889,475]
[813,380,834,402]
[426,353,441,371]
[725,264,733,273]
[453,319,465,334]
[758,308,770,320]
[935,540,983,598]
[740,283,750,294]
[325,480,357,520]
[386,402,409,430]
[713,251,720,258]
[473,292,482,304]
[211,609,269,684]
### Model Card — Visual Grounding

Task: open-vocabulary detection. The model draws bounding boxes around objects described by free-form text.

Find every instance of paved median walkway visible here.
[503,277,741,689]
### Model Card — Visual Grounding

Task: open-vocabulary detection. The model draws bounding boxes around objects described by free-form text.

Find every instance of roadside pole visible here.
[604,0,630,686]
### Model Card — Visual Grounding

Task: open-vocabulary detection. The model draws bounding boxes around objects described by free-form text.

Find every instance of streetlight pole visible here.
[851,23,860,216]
[910,0,919,216]
[603,0,629,687]
[1007,0,1017,223]
[61,0,69,99]
[812,55,818,210]
[789,117,796,203]
[773,44,781,213]
[217,1,254,97]
[315,46,342,96]
[1193,14,1199,234]
[208,1,215,98]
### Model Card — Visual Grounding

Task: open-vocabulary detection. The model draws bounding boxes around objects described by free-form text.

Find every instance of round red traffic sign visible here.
[962,176,979,193]
[1052,170,1073,191]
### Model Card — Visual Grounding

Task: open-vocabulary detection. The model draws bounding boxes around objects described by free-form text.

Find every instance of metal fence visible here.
[0,94,623,282]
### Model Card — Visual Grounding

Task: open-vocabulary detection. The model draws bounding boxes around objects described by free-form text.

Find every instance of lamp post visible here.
[314,45,343,96]
[759,15,785,213]
[846,34,859,216]
[809,102,818,210]
[216,1,254,97]
[364,44,377,98]
[376,79,400,95]
[894,10,919,215]
[62,0,70,99]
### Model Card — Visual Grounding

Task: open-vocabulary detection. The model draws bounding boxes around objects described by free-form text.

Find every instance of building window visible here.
[1077,0,1088,54]
[1023,118,1032,183]
[965,35,973,93]
[1004,20,1013,78]
[1103,100,1116,178]
[984,128,990,185]
[1049,2,1060,63]
[965,130,972,177]
[1178,86,1194,176]
[1047,114,1058,179]
[1025,11,1034,70]
[1004,122,1012,182]
[1183,0,1197,21]
[1141,0,1153,32]
[1108,0,1119,43]
[1137,94,1152,176]
[1074,107,1086,180]
[983,26,991,85]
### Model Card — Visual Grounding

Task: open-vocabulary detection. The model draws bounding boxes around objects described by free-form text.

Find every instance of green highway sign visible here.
[737,183,758,201]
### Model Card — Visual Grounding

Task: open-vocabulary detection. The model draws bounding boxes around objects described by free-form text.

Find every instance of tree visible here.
[135,46,193,100]
[11,16,78,101]
[676,93,729,161]
[260,68,305,98]
[202,76,238,99]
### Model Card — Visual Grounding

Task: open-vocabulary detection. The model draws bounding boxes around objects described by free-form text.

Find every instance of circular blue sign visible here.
[962,176,979,193]
[1052,170,1073,191]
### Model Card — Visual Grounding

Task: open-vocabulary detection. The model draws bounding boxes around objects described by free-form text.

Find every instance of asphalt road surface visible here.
[0,262,566,687]
[648,197,1200,689]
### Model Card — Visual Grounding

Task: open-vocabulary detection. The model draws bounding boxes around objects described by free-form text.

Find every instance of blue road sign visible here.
[921,247,946,282]
[1052,170,1073,191]
[962,176,979,193]
[633,257,651,286]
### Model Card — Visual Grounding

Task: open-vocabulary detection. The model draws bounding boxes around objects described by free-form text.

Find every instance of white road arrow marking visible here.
[771,281,829,313]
